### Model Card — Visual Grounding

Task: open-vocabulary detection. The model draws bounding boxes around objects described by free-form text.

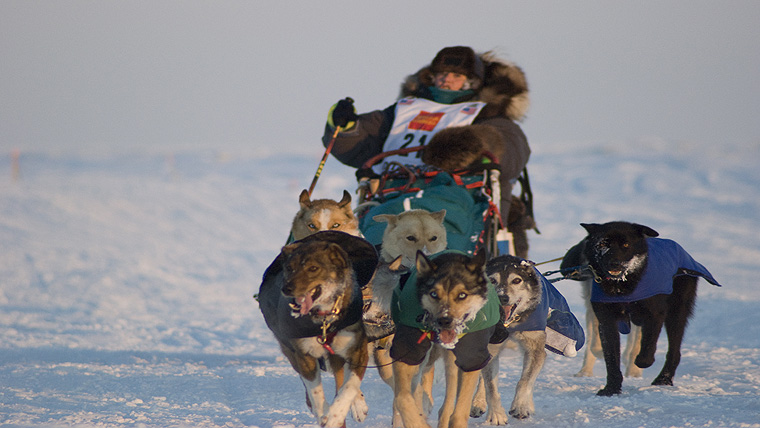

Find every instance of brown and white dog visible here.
[257,231,378,427]
[290,189,360,241]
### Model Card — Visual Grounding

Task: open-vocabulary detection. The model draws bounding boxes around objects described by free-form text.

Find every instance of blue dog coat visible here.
[591,237,721,304]
[505,268,586,356]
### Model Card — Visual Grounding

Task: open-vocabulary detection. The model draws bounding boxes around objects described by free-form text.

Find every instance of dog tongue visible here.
[297,295,313,315]
[439,329,457,345]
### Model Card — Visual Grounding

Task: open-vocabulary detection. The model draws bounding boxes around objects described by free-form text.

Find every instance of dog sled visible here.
[353,145,535,258]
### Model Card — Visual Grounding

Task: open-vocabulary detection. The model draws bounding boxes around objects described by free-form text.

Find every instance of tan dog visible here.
[373,209,447,268]
[391,250,496,428]
[369,209,448,419]
[290,189,360,241]
[257,232,377,427]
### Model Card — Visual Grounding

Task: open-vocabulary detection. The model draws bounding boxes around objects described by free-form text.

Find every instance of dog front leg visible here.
[576,288,600,377]
[393,361,430,428]
[652,276,697,386]
[326,352,368,425]
[324,365,365,427]
[623,325,643,377]
[420,344,440,416]
[448,368,481,428]
[510,331,546,419]
[372,339,395,388]
[297,358,328,421]
[482,347,508,425]
[593,303,624,396]
[632,296,668,370]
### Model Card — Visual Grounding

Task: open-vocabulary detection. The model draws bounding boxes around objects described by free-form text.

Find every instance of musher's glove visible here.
[328,97,357,129]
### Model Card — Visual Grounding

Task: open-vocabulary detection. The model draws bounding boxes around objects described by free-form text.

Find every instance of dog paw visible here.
[485,407,509,425]
[596,385,622,396]
[574,369,593,377]
[320,414,347,428]
[470,399,486,418]
[351,393,369,422]
[625,365,643,378]
[651,374,674,386]
[509,407,532,419]
[634,354,655,369]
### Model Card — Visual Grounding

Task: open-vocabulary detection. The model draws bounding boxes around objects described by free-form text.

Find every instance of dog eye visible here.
[457,292,467,300]
[308,223,317,230]
[406,236,417,242]
[307,266,319,273]
[331,223,341,229]
[511,278,523,285]
[429,291,439,299]
[429,236,437,242]
[622,242,629,248]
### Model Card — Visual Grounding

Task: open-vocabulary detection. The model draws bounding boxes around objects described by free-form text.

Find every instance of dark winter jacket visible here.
[590,238,722,303]
[322,52,531,222]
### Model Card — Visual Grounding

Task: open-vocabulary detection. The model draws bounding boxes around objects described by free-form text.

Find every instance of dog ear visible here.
[430,209,447,224]
[389,255,405,272]
[633,223,659,238]
[327,243,349,269]
[415,250,434,276]
[373,214,398,227]
[468,248,487,272]
[338,190,352,208]
[580,223,601,235]
[298,189,312,209]
[281,242,301,257]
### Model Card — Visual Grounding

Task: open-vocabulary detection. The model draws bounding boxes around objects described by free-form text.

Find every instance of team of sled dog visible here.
[256,189,721,428]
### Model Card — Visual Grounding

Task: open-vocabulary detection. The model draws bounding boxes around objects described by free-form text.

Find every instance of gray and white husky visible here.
[476,255,548,424]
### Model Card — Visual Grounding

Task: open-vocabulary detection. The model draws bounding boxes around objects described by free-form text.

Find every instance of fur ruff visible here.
[400,51,529,122]
[421,124,505,171]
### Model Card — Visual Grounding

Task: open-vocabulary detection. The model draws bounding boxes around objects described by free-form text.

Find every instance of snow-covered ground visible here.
[1,138,759,427]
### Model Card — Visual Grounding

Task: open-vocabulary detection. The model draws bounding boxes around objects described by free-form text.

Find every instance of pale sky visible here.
[2,1,758,154]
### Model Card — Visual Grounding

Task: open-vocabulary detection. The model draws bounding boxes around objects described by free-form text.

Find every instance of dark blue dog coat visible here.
[505,268,585,356]
[591,238,722,304]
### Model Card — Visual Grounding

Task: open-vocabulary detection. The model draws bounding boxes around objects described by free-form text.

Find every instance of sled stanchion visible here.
[308,125,342,197]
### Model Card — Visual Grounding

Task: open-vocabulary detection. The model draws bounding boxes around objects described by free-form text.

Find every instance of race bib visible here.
[373,97,486,174]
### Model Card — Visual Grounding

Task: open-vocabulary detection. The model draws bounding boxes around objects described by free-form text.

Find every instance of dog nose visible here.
[437,317,453,329]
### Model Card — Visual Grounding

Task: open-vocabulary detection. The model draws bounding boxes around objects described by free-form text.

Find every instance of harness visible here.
[315,294,345,355]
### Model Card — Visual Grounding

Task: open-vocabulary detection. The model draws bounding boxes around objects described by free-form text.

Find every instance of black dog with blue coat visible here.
[562,221,721,396]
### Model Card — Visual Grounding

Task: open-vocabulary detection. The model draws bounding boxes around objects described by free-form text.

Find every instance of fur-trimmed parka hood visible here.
[400,51,530,122]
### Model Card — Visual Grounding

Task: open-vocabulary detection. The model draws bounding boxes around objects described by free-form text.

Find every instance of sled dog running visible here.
[475,255,584,423]
[365,209,448,417]
[256,231,377,427]
[562,221,721,396]
[390,249,506,428]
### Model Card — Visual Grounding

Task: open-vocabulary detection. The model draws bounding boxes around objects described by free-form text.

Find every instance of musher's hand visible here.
[328,97,357,129]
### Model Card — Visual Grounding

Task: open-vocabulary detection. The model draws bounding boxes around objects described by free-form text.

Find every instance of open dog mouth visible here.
[501,298,521,327]
[438,329,458,346]
[288,285,323,316]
